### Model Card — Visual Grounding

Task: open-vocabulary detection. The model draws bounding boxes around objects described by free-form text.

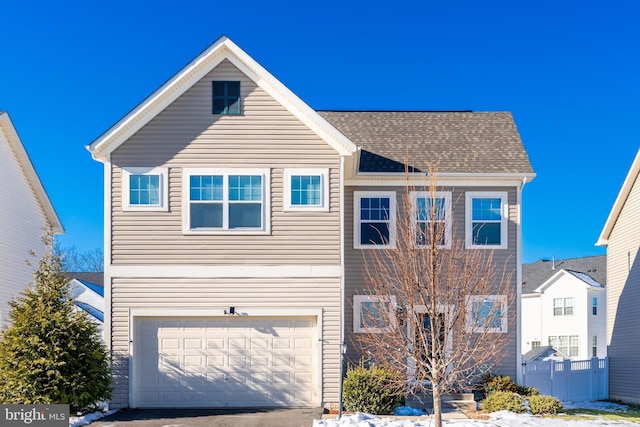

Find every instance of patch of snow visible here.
[562,401,628,412]
[69,409,117,427]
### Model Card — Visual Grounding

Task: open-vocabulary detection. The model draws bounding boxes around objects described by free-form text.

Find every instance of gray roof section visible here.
[523,345,569,361]
[317,111,534,174]
[65,272,104,288]
[522,255,606,294]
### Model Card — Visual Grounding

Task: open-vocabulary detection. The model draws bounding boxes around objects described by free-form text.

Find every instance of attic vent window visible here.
[212,81,240,115]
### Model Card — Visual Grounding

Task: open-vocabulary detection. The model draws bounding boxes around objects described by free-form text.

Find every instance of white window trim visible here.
[411,191,452,249]
[283,168,329,212]
[466,295,507,333]
[465,191,508,249]
[553,297,574,316]
[122,167,169,212]
[353,295,397,333]
[354,191,396,249]
[182,168,271,235]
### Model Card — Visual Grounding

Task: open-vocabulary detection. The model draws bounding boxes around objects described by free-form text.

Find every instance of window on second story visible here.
[354,191,396,249]
[182,168,269,233]
[465,192,508,249]
[412,191,452,248]
[212,81,240,115]
[283,169,329,211]
[592,296,598,315]
[553,297,574,316]
[122,167,168,211]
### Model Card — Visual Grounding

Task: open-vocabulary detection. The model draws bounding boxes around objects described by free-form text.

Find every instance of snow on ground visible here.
[68,401,635,426]
[314,402,637,427]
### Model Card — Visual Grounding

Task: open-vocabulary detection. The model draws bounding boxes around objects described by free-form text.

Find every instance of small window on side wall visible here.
[353,295,397,333]
[283,169,329,211]
[466,295,507,333]
[122,167,168,211]
[212,81,240,115]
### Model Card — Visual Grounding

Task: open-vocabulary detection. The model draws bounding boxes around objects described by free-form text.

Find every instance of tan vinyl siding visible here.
[606,174,640,403]
[344,186,519,379]
[109,276,341,408]
[110,59,341,266]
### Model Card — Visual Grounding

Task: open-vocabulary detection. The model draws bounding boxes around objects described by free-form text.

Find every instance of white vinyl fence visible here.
[522,357,608,401]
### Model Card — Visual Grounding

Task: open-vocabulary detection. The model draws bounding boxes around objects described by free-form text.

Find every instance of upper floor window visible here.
[465,192,508,249]
[466,295,507,333]
[212,81,240,115]
[283,168,329,211]
[412,191,451,248]
[354,191,396,249]
[122,167,168,211]
[592,296,598,315]
[553,297,574,316]
[182,168,269,233]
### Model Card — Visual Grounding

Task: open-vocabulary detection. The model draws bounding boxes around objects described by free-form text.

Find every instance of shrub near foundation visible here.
[342,362,405,414]
[528,395,563,415]
[481,391,526,413]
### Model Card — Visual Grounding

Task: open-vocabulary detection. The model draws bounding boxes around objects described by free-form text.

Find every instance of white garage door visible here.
[133,316,317,408]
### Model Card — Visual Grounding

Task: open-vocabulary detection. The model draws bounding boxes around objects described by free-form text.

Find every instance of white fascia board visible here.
[346,172,535,187]
[0,112,64,233]
[597,148,640,246]
[88,36,357,160]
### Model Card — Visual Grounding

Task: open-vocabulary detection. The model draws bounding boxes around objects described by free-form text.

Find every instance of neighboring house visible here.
[521,256,606,360]
[0,111,63,327]
[66,272,104,337]
[523,345,569,362]
[597,148,640,404]
[88,36,534,410]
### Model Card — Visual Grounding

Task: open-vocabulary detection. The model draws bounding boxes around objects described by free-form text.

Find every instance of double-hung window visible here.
[354,191,396,249]
[353,295,397,333]
[183,168,269,233]
[549,335,579,357]
[465,192,508,249]
[412,191,451,248]
[553,297,574,316]
[283,168,329,211]
[592,296,598,315]
[466,295,507,333]
[122,167,168,211]
[212,81,241,115]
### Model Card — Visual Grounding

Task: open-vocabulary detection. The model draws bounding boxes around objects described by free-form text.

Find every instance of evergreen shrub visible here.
[528,395,563,415]
[342,362,405,414]
[481,391,526,413]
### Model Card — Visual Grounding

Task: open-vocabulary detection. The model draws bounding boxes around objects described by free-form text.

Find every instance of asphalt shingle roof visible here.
[65,272,104,288]
[522,255,606,294]
[318,111,534,174]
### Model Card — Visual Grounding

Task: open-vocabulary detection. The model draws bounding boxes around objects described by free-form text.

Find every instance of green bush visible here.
[528,395,563,415]
[342,362,405,414]
[0,233,111,412]
[481,391,526,413]
[481,374,539,397]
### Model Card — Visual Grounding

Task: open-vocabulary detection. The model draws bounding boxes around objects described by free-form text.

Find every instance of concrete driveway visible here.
[89,408,325,427]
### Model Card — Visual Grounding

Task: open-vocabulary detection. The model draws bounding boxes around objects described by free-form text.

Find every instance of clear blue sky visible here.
[2,0,638,263]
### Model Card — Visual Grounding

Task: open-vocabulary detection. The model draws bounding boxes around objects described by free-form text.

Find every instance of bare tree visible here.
[54,242,104,272]
[354,169,513,427]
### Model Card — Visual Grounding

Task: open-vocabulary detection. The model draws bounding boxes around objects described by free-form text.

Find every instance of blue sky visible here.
[1,0,638,263]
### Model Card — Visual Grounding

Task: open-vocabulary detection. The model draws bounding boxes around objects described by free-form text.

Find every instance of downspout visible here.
[338,154,346,418]
[516,177,527,384]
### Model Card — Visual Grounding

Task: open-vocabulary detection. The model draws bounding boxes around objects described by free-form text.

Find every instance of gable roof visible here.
[0,112,63,233]
[597,148,640,246]
[523,345,569,361]
[522,255,606,294]
[87,36,357,160]
[318,111,535,176]
[65,272,104,292]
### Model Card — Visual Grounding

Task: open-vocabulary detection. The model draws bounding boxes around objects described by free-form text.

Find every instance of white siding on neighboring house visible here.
[0,114,62,327]
[521,294,542,351]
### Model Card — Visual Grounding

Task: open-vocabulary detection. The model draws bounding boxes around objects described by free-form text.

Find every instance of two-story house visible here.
[597,148,640,404]
[521,256,606,360]
[88,36,534,410]
[0,111,63,327]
